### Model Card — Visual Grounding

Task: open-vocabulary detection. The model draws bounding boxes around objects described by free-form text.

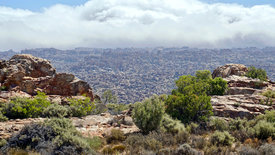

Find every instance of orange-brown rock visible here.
[0,54,94,100]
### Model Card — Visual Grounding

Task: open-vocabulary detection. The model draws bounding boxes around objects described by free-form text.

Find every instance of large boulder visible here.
[0,54,94,100]
[212,64,248,78]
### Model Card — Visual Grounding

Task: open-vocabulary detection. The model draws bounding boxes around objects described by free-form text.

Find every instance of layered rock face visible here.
[0,54,94,100]
[211,64,275,119]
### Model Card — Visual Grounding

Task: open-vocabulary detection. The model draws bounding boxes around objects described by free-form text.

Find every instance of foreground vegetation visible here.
[0,69,274,154]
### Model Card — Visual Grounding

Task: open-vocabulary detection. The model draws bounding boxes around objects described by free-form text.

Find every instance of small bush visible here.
[0,111,8,122]
[245,66,267,81]
[210,131,235,146]
[262,90,275,99]
[229,117,248,131]
[3,92,51,119]
[186,122,199,134]
[3,118,96,154]
[176,143,200,155]
[85,136,102,150]
[176,131,190,144]
[210,77,228,95]
[0,139,7,148]
[256,110,275,123]
[106,129,125,144]
[125,134,145,154]
[161,114,185,134]
[132,95,165,134]
[42,103,69,118]
[191,136,208,150]
[253,120,275,139]
[67,96,95,117]
[209,117,229,131]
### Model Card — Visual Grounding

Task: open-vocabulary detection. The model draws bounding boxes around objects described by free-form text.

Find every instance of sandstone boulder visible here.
[212,64,248,78]
[0,54,94,100]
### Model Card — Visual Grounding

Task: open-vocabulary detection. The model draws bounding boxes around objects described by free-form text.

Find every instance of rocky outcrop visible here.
[212,95,274,119]
[211,64,274,119]
[212,64,248,78]
[0,54,94,100]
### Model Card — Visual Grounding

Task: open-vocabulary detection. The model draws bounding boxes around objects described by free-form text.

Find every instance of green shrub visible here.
[67,96,95,117]
[160,114,185,134]
[3,92,51,119]
[262,90,275,99]
[253,120,275,139]
[132,95,165,134]
[42,103,69,118]
[166,93,212,123]
[210,77,228,95]
[86,136,102,150]
[125,134,146,154]
[255,110,275,123]
[0,139,7,148]
[245,66,267,81]
[176,131,190,144]
[196,70,212,81]
[186,122,199,134]
[4,118,96,154]
[174,74,211,96]
[166,72,215,124]
[191,136,208,150]
[176,143,200,155]
[209,117,229,131]
[0,111,8,122]
[106,129,125,144]
[229,117,248,131]
[210,131,235,146]
[125,133,162,153]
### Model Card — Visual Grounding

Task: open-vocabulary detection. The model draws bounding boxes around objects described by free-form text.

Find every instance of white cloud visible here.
[0,0,275,51]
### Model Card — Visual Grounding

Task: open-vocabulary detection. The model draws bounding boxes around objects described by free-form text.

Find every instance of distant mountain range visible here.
[1,47,275,103]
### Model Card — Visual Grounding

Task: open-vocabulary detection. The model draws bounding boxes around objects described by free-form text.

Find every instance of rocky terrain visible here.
[0,54,138,140]
[0,112,138,140]
[0,54,274,154]
[10,47,275,104]
[211,64,275,119]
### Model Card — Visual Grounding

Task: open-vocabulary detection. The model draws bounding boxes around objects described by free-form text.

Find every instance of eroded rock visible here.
[0,54,94,100]
[212,64,248,78]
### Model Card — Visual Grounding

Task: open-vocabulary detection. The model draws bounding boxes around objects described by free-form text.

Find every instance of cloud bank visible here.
[1,0,275,51]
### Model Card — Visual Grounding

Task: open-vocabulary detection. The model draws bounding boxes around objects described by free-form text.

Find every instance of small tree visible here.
[132,95,165,134]
[246,66,267,81]
[101,90,118,105]
[166,93,213,123]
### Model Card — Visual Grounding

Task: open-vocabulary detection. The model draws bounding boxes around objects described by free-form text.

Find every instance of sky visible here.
[0,0,275,51]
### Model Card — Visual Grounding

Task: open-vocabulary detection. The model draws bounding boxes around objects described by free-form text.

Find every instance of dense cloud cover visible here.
[0,0,275,50]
